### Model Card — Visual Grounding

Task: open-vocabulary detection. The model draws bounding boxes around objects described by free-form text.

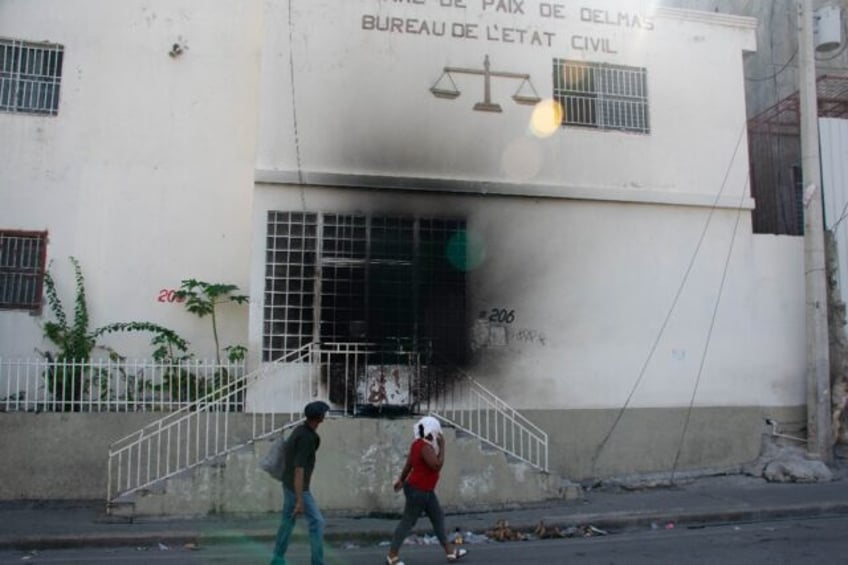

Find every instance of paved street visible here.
[3,515,847,564]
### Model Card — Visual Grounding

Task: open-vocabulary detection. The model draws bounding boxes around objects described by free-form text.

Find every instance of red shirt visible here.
[406,438,440,492]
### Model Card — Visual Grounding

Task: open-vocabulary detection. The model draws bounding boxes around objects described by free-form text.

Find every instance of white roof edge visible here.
[655,7,758,30]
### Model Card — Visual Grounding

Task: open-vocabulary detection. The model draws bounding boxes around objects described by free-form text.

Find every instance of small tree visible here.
[174,279,248,366]
[42,257,188,410]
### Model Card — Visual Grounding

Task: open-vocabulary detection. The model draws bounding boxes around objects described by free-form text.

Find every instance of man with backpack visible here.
[270,400,330,565]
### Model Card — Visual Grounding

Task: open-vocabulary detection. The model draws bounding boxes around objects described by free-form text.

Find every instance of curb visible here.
[529,502,848,532]
[3,503,848,551]
[0,527,393,551]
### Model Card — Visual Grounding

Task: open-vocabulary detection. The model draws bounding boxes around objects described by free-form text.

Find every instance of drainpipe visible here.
[765,418,806,443]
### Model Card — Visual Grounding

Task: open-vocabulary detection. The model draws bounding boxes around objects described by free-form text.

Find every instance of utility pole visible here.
[798,0,833,462]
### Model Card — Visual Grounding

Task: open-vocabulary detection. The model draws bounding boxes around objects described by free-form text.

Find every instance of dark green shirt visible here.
[282,423,320,491]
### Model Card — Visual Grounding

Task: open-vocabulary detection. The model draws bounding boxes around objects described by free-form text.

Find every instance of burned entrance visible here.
[263,211,469,413]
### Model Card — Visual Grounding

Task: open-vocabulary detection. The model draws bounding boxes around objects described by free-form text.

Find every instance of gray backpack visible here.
[259,432,287,481]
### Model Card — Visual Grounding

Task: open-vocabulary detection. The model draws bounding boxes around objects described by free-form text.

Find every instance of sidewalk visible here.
[2,473,848,551]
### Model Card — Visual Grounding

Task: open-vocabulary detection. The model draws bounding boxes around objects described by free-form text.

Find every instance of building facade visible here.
[1,0,811,482]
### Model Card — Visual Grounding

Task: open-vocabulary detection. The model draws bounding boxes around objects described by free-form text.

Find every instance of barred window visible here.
[553,59,649,134]
[0,230,48,311]
[263,212,467,364]
[1,38,64,115]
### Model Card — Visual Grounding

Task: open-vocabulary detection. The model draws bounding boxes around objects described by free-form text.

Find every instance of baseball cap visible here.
[304,400,330,419]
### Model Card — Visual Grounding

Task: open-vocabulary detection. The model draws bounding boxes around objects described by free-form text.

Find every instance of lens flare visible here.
[446,230,486,272]
[528,98,563,138]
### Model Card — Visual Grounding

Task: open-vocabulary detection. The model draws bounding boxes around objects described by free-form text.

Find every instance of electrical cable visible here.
[746,3,796,84]
[287,0,306,208]
[829,199,848,232]
[589,123,749,475]
[745,47,798,82]
[669,174,749,484]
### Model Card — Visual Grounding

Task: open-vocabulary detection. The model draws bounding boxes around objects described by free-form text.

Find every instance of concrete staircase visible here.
[112,417,571,519]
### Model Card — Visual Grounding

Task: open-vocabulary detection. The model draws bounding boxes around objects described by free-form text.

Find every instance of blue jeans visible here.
[271,487,325,565]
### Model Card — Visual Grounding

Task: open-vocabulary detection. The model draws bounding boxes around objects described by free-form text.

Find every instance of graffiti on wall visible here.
[514,328,547,346]
[471,308,547,350]
[486,308,516,324]
[156,289,186,304]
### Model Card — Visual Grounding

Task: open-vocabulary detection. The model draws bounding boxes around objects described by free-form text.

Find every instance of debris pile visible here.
[485,519,609,542]
[486,520,530,542]
[368,519,612,551]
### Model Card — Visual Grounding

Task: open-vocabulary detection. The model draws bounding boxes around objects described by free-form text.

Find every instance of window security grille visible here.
[553,59,649,134]
[0,231,48,311]
[263,212,467,364]
[264,212,319,357]
[0,39,64,115]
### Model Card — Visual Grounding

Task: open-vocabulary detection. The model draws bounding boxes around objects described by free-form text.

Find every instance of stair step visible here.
[105,500,135,520]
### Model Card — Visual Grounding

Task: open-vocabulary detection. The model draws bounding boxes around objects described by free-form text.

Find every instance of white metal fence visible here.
[0,358,245,412]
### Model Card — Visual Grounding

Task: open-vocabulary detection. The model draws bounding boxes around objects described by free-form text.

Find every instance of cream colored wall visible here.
[1,1,805,416]
[250,185,806,414]
[0,0,262,360]
[0,0,813,489]
[0,409,802,505]
[249,2,803,418]
[256,1,756,208]
[468,199,806,410]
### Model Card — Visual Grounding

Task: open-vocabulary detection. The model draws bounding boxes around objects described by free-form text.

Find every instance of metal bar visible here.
[442,67,530,80]
[155,424,161,489]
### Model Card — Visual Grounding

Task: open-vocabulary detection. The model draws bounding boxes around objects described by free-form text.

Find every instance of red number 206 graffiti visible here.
[157,289,186,303]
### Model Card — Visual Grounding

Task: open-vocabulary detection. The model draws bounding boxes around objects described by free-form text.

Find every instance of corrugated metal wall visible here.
[820,117,848,319]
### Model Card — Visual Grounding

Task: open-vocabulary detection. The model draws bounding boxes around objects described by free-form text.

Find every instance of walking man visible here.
[271,400,330,565]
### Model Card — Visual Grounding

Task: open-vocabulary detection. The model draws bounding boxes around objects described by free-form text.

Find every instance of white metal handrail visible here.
[426,372,549,473]
[105,341,550,509]
[106,344,315,505]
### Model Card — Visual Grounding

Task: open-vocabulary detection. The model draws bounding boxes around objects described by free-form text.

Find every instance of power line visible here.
[670,175,749,483]
[746,48,798,82]
[590,124,749,475]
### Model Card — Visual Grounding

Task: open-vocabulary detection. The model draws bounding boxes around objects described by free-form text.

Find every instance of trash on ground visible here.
[534,520,566,539]
[403,534,441,545]
[158,542,170,551]
[183,543,199,551]
[587,525,609,536]
[554,523,609,538]
[460,531,491,544]
[487,520,531,542]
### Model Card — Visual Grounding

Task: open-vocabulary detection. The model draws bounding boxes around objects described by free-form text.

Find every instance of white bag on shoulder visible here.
[260,433,287,481]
